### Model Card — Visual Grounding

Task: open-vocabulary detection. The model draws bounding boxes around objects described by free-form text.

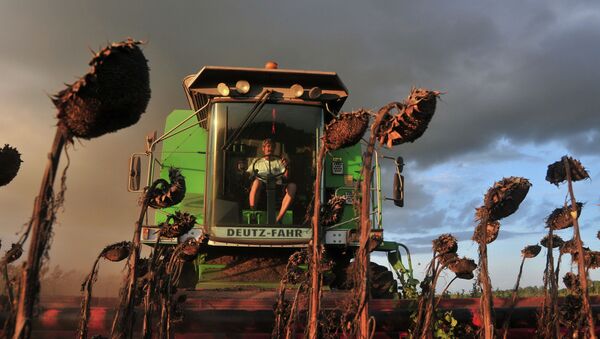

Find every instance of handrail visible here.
[148,100,211,154]
[374,150,383,229]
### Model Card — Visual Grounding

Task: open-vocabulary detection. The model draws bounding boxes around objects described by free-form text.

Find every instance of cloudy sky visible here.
[1,0,599,294]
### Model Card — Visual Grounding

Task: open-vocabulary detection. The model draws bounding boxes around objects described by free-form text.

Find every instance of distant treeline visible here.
[442,280,600,299]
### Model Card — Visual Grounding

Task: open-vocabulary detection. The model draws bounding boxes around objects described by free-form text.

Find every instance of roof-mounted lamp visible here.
[290,84,304,98]
[235,80,250,94]
[217,82,230,96]
[217,81,251,96]
[308,86,322,100]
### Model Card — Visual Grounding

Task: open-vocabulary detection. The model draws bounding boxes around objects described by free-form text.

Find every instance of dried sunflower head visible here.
[158,211,196,238]
[285,254,309,285]
[472,219,500,244]
[321,195,347,226]
[560,239,578,255]
[323,110,370,151]
[540,234,564,249]
[433,234,458,255]
[522,245,542,258]
[4,243,23,263]
[563,272,580,292]
[419,276,432,294]
[148,168,187,209]
[377,88,441,148]
[546,203,583,230]
[53,39,150,140]
[586,251,600,269]
[178,238,201,262]
[546,156,590,186]
[0,144,23,187]
[287,251,308,269]
[482,177,531,221]
[100,241,131,262]
[559,294,583,327]
[439,252,459,267]
[571,246,593,265]
[447,257,477,280]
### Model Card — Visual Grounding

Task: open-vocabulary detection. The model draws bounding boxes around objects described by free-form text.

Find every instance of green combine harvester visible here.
[128,63,415,298]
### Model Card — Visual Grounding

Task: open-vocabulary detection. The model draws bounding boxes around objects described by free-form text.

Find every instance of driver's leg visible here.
[249,179,263,209]
[276,182,297,222]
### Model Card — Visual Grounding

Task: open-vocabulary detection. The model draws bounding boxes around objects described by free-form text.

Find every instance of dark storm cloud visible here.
[565,131,600,157]
[356,2,600,167]
[3,1,600,165]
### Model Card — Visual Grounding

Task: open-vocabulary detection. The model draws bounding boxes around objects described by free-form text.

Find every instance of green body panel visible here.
[155,109,207,226]
[323,143,363,230]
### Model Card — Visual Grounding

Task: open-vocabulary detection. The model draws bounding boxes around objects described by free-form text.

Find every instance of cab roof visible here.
[183,66,349,113]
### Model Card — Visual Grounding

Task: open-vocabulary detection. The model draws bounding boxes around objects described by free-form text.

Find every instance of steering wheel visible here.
[252,154,287,182]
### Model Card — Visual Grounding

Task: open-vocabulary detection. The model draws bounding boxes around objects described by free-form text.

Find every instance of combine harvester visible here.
[128,61,415,298]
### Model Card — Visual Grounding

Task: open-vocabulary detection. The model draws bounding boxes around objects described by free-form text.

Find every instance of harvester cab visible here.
[128,63,415,295]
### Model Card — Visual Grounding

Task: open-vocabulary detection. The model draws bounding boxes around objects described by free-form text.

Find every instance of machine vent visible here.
[192,92,209,129]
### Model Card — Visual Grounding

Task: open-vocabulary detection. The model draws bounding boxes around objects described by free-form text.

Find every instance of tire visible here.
[369,262,398,299]
[329,261,398,299]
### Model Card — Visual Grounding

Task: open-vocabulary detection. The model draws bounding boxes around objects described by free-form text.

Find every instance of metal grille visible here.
[192,92,209,129]
[331,161,344,175]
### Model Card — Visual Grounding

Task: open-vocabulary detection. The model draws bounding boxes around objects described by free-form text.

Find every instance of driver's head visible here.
[262,138,274,156]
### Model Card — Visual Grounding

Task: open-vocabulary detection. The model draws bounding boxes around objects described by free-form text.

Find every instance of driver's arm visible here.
[281,158,289,179]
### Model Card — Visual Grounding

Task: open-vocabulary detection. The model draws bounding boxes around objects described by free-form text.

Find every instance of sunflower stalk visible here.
[435,276,459,310]
[2,261,15,313]
[355,103,392,338]
[477,211,494,339]
[2,260,17,338]
[307,146,326,339]
[502,257,525,339]
[78,257,101,339]
[13,129,66,339]
[413,254,436,335]
[274,251,306,339]
[284,284,304,339]
[111,195,151,339]
[563,156,595,338]
[142,230,168,338]
[554,252,563,286]
[156,248,174,339]
[541,229,560,338]
[421,261,444,338]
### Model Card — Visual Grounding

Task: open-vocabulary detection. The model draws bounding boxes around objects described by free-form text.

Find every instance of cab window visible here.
[212,103,321,226]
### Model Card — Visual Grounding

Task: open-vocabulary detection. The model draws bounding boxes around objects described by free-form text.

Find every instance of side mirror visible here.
[145,130,157,153]
[393,173,404,207]
[393,156,404,207]
[128,154,143,192]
